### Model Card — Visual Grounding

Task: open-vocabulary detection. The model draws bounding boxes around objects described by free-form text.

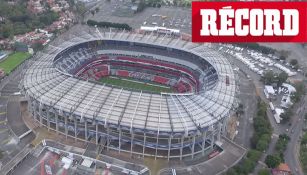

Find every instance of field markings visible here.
[100,76,173,93]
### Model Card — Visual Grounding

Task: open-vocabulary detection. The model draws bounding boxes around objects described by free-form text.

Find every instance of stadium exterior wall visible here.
[27,96,228,160]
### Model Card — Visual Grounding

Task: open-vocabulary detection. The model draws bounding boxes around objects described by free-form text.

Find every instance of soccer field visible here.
[99,76,173,93]
[0,52,31,74]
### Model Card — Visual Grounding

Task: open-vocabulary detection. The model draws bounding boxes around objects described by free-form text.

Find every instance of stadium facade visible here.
[22,30,236,160]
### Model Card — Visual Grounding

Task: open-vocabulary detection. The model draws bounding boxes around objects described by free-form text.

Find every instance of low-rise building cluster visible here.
[28,0,70,14]
[1,0,75,50]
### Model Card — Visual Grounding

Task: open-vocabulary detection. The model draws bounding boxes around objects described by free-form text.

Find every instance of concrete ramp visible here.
[7,101,30,138]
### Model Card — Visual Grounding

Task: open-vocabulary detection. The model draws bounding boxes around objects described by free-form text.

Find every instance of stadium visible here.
[22,29,236,160]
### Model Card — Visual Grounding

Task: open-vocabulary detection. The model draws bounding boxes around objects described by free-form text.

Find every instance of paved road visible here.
[7,100,30,137]
[159,137,246,175]
[217,44,306,174]
[234,70,257,148]
[285,95,306,175]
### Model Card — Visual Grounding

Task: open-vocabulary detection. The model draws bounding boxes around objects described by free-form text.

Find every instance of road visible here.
[284,95,306,175]
[217,44,306,174]
[234,70,257,148]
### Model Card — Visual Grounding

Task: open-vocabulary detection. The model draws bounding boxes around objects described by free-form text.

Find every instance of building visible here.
[22,31,236,160]
[272,163,291,175]
[27,0,45,14]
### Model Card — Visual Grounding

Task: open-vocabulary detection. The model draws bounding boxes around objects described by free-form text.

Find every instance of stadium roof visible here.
[23,30,236,135]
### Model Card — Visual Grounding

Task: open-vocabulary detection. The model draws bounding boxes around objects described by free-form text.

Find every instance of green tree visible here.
[280,55,287,60]
[75,1,86,21]
[277,72,288,87]
[258,169,270,175]
[261,71,275,85]
[301,132,307,145]
[236,103,244,116]
[91,10,95,16]
[256,134,270,152]
[0,22,14,38]
[31,43,44,52]
[240,158,256,174]
[291,82,306,103]
[290,59,298,66]
[247,149,261,161]
[0,149,3,159]
[280,109,293,123]
[95,7,100,13]
[265,154,281,168]
[275,134,290,153]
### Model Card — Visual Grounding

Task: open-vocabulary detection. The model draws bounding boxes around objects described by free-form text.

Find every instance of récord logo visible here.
[192,2,307,42]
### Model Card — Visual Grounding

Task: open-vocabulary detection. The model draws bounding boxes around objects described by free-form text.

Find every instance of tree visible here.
[279,134,290,141]
[31,43,44,52]
[240,158,256,174]
[0,22,13,38]
[290,59,298,66]
[236,103,244,116]
[280,55,287,60]
[291,82,306,103]
[0,149,3,159]
[301,132,307,145]
[256,134,271,151]
[261,71,275,85]
[280,109,293,123]
[87,20,132,31]
[265,154,281,168]
[226,168,238,175]
[279,50,290,60]
[275,134,290,153]
[247,150,261,161]
[276,72,288,87]
[258,169,270,175]
[91,10,95,16]
[95,7,100,13]
[75,1,86,21]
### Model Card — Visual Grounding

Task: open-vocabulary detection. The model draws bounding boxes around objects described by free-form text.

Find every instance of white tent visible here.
[274,108,284,124]
[282,83,296,94]
[264,85,275,98]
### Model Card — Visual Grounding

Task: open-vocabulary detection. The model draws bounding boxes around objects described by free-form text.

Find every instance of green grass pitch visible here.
[0,52,31,74]
[99,76,173,93]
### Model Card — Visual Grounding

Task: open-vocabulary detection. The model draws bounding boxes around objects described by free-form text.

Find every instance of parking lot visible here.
[89,1,191,33]
[216,44,300,78]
